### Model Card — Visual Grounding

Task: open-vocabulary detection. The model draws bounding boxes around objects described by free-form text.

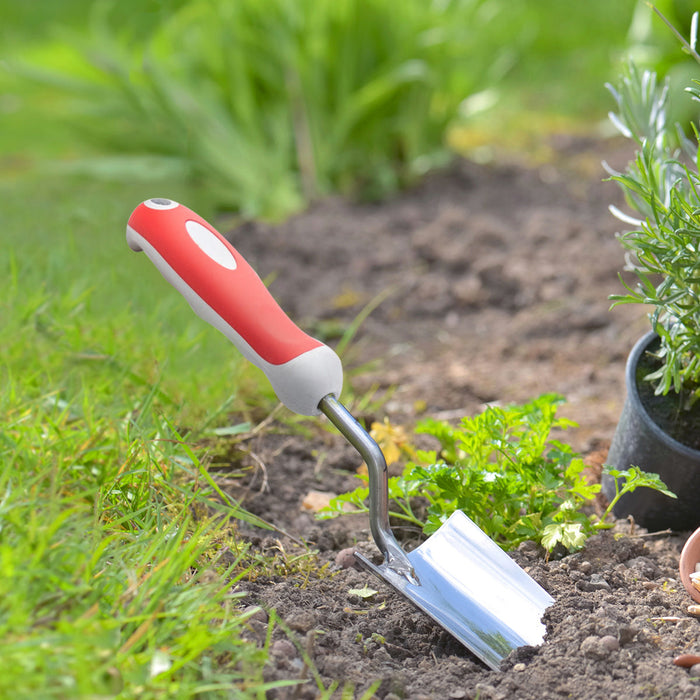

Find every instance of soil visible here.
[636,337,700,451]
[215,135,700,699]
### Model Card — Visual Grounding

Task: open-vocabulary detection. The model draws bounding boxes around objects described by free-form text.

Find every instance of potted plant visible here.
[601,34,700,530]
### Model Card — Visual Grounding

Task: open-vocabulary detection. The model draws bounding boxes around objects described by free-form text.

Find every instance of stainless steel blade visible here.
[319,394,553,670]
[355,510,554,670]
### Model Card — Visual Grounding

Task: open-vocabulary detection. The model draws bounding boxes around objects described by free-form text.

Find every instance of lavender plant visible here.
[606,12,700,403]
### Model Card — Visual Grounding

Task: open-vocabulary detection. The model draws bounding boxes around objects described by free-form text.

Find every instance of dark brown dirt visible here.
[215,135,700,699]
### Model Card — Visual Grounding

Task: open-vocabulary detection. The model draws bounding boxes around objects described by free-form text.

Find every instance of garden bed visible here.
[218,136,700,698]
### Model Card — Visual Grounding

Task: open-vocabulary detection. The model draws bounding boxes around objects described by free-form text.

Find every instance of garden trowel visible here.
[126,198,554,670]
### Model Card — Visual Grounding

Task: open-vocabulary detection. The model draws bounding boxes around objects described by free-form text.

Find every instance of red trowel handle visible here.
[126,198,342,415]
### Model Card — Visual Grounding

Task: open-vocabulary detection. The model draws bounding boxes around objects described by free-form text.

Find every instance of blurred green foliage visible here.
[626,0,700,126]
[2,0,697,218]
[0,0,188,44]
[9,0,512,217]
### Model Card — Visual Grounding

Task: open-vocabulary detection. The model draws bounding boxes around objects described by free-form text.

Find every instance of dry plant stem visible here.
[245,451,270,494]
[291,631,318,700]
[631,528,673,538]
[238,403,286,441]
[648,3,700,64]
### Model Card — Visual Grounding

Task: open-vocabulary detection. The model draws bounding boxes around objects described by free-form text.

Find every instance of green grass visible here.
[0,12,325,687]
[0,170,291,697]
[0,409,269,696]
[0,172,275,417]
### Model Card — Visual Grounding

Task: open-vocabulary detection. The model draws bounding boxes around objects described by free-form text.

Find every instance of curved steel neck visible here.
[318,395,415,581]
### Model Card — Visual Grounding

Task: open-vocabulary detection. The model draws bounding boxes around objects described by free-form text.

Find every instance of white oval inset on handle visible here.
[185,220,237,270]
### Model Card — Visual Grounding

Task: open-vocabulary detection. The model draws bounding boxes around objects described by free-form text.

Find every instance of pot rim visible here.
[626,330,700,460]
[679,527,700,603]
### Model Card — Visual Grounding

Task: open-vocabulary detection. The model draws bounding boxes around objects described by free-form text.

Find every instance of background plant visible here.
[20,0,514,218]
[320,394,674,551]
[607,13,700,402]
[11,0,654,218]
[625,1,699,125]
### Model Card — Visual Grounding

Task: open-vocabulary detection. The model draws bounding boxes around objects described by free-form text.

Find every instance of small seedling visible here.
[320,395,674,552]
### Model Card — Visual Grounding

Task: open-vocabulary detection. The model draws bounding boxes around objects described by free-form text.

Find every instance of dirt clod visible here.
[334,546,361,569]
[285,611,317,633]
[270,639,297,660]
[600,634,620,652]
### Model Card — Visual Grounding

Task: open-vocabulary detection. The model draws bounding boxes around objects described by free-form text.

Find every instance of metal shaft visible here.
[318,394,415,580]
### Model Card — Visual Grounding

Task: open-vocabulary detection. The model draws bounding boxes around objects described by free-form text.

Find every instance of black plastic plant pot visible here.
[602,330,700,532]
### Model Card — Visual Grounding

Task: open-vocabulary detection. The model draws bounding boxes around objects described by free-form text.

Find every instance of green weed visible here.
[320,394,674,552]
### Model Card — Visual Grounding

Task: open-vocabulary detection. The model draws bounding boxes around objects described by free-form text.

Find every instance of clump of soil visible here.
[218,136,700,698]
